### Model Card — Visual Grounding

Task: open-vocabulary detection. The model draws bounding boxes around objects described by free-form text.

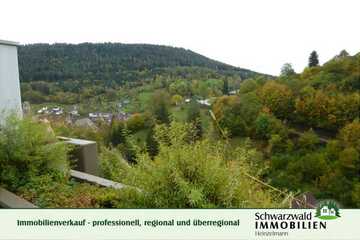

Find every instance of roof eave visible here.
[0,39,20,47]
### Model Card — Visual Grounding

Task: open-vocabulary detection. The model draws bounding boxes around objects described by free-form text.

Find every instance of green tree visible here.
[309,51,319,67]
[107,121,126,146]
[146,127,159,159]
[338,49,349,58]
[223,78,229,95]
[297,129,320,151]
[280,63,295,76]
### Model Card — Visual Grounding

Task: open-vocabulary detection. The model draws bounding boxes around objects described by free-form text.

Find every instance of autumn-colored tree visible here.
[339,121,360,151]
[126,113,147,133]
[339,147,359,173]
[171,94,183,106]
[258,81,294,119]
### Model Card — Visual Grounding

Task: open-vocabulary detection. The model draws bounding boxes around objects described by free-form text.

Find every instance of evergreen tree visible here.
[146,127,159,159]
[149,90,170,124]
[121,140,137,164]
[309,51,319,67]
[155,104,169,124]
[338,50,349,58]
[223,78,229,95]
[107,121,126,146]
[187,100,203,140]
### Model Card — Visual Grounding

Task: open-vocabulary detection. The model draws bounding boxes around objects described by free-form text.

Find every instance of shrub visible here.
[101,122,287,208]
[18,173,123,208]
[100,147,130,182]
[0,116,70,191]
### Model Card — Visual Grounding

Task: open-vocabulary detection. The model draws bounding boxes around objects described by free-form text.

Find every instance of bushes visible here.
[18,173,123,208]
[0,116,70,191]
[100,122,286,208]
[100,147,130,183]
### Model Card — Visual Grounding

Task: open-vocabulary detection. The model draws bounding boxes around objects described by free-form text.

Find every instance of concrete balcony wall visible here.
[58,137,99,175]
[0,40,22,123]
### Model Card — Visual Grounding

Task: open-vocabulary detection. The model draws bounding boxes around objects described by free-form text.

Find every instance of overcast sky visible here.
[1,0,359,75]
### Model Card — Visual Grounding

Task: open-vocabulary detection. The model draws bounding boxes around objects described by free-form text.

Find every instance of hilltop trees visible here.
[309,51,319,67]
[280,63,296,76]
[338,50,350,58]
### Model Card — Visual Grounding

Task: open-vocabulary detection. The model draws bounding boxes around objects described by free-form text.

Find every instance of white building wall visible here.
[0,40,22,122]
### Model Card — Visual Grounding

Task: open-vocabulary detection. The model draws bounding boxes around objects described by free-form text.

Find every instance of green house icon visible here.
[315,200,340,220]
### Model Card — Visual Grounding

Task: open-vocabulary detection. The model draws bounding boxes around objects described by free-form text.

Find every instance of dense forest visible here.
[18,43,261,83]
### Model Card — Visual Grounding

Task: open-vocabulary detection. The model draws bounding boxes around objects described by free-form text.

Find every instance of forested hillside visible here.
[18,43,259,83]
[19,43,269,106]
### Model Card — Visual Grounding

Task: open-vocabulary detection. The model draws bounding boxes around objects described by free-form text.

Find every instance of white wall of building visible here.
[0,40,22,122]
